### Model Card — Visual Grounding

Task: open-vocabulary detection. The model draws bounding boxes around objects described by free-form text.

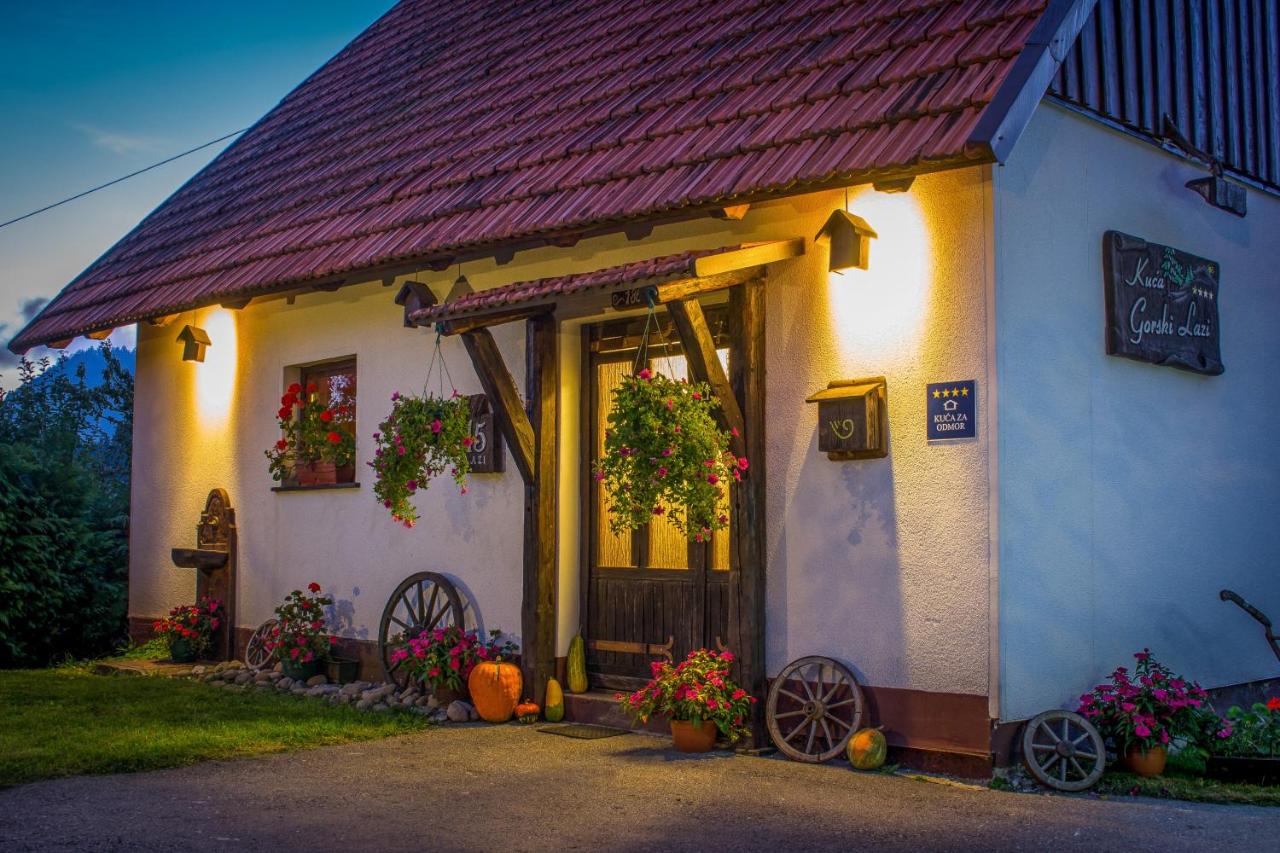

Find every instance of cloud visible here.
[0,323,18,369]
[20,297,48,321]
[70,122,165,156]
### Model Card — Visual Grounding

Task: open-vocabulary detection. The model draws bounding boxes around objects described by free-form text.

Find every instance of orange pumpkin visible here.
[515,700,540,724]
[468,659,522,722]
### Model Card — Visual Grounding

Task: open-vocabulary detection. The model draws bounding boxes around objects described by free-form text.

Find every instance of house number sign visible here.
[1103,231,1223,375]
[467,394,504,473]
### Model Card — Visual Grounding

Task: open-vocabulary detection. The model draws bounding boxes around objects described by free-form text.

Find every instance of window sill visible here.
[271,482,361,493]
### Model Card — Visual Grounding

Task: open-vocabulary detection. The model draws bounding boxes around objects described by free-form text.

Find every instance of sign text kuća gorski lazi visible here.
[1103,231,1223,376]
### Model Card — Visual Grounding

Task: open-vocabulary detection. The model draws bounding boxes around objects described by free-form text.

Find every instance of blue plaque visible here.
[926,381,976,441]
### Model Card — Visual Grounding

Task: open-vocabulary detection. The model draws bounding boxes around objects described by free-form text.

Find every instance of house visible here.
[11,0,1279,775]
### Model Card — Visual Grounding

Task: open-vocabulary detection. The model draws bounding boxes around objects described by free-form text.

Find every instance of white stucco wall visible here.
[994,103,1280,721]
[131,167,996,699]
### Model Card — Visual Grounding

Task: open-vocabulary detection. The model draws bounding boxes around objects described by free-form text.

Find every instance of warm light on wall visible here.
[827,188,931,364]
[195,308,237,421]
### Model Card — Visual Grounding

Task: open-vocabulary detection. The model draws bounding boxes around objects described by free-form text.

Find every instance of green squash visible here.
[544,678,565,722]
[847,727,887,770]
[567,634,588,693]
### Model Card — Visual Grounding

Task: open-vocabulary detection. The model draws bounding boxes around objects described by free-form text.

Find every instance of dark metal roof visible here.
[1049,0,1280,195]
[11,0,1073,353]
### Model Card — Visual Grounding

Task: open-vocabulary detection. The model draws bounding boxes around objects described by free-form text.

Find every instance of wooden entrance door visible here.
[582,312,732,689]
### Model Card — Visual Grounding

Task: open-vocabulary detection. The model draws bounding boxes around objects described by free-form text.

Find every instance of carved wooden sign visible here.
[1103,231,1223,375]
[467,393,504,473]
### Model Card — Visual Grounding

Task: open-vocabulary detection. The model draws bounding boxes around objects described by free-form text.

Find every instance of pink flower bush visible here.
[264,583,335,666]
[594,370,744,540]
[617,649,756,742]
[1076,648,1228,756]
[389,625,515,693]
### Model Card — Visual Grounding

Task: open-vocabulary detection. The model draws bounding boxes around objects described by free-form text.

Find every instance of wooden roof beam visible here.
[667,297,746,457]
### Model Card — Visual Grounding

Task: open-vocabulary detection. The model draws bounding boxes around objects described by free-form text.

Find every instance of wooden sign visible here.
[467,394,504,473]
[610,286,652,310]
[1103,231,1223,375]
[804,377,888,460]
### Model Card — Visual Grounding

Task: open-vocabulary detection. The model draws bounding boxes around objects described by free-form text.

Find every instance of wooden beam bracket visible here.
[459,329,535,482]
[667,298,746,457]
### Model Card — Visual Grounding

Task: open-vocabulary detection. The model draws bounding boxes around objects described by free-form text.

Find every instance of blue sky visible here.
[0,1,394,378]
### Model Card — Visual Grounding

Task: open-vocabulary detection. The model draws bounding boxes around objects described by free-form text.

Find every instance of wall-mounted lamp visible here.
[177,324,212,362]
[815,209,877,272]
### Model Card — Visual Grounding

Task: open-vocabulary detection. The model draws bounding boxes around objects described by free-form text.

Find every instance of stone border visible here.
[189,661,481,724]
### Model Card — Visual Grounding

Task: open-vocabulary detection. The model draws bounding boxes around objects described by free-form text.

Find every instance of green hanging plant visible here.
[595,367,746,541]
[370,389,473,528]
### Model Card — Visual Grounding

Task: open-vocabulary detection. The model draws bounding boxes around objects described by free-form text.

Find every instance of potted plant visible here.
[1076,648,1228,776]
[370,390,473,527]
[265,382,356,486]
[152,597,222,663]
[1208,697,1280,785]
[594,368,746,542]
[389,625,515,704]
[265,582,338,681]
[617,649,756,752]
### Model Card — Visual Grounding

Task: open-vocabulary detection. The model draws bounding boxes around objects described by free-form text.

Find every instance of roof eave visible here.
[965,0,1099,164]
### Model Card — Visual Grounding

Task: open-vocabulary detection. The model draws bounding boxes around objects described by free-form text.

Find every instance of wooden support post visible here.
[460,329,535,482]
[667,297,746,458]
[523,315,558,707]
[729,278,767,747]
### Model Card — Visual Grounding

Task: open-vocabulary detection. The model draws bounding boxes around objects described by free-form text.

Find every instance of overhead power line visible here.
[0,127,250,230]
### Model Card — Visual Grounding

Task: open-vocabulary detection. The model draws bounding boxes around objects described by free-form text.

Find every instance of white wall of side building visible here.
[994,102,1280,721]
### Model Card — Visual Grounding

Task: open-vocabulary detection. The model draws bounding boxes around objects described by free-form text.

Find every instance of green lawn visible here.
[0,666,428,788]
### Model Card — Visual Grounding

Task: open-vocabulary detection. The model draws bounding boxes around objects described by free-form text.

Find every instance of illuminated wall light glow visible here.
[194,308,237,422]
[826,188,931,365]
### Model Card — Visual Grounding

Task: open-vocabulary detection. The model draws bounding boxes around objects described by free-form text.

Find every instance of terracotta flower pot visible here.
[295,460,337,486]
[1122,745,1167,777]
[670,718,718,753]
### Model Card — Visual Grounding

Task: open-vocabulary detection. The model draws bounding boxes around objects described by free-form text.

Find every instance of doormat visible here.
[537,724,628,740]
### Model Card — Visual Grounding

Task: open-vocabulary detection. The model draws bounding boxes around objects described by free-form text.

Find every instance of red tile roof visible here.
[411,245,745,325]
[12,0,1060,352]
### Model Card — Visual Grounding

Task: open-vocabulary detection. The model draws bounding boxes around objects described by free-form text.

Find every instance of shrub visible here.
[1215,698,1280,758]
[1077,648,1229,756]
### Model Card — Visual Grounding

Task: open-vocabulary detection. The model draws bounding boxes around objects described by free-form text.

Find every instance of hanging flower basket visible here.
[370,390,473,527]
[595,367,746,541]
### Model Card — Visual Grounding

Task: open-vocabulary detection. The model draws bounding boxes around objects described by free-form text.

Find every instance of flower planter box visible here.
[326,657,360,684]
[294,461,337,486]
[1206,755,1280,786]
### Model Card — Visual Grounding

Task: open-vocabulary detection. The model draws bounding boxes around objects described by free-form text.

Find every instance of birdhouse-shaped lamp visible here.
[815,209,877,272]
[177,324,212,363]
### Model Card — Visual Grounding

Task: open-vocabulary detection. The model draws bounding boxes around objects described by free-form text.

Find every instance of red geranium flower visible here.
[319,410,333,423]
[287,382,302,394]
[306,383,317,393]
[327,431,341,444]
[1267,697,1280,712]
[308,582,321,593]
[275,439,288,451]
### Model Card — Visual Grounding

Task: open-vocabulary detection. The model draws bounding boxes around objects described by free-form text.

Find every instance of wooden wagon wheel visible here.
[244,619,278,670]
[766,656,864,763]
[378,572,464,688]
[1021,709,1106,792]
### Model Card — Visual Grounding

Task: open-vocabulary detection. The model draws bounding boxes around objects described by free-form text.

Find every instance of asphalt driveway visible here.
[1,725,1277,852]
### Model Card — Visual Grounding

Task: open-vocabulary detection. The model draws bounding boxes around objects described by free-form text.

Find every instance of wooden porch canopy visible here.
[404,239,800,743]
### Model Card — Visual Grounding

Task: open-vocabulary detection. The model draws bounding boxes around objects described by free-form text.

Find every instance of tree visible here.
[0,344,132,666]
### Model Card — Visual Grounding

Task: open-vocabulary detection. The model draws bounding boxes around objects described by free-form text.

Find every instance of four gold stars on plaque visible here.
[931,387,971,399]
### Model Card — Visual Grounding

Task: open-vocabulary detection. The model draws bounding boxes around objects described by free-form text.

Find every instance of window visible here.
[277,356,358,488]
